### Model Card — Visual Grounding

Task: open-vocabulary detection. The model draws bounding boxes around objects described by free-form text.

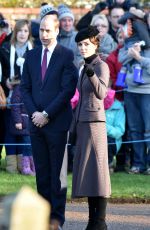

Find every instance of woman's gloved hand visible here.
[84,64,94,77]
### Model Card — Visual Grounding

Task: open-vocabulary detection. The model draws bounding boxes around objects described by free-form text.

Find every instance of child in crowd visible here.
[104,89,125,173]
[10,84,35,176]
[117,7,150,86]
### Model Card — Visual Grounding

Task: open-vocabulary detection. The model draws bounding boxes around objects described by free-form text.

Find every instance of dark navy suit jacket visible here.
[21,44,78,131]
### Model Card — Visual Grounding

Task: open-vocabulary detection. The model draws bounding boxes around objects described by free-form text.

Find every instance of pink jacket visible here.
[70,88,79,110]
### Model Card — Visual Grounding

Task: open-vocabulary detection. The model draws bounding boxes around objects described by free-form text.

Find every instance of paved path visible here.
[63,202,150,230]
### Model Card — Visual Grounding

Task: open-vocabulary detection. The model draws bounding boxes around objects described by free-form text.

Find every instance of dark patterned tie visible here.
[41,48,48,81]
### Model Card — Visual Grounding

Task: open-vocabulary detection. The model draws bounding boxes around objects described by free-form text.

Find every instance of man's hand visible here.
[32,111,49,128]
[15,123,22,130]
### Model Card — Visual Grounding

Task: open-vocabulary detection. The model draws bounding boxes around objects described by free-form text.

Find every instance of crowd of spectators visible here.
[0,0,150,175]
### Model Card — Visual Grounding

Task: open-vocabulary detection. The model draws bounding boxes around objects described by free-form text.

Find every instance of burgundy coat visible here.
[106,45,123,101]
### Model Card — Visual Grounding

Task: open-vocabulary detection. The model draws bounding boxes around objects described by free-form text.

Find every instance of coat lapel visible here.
[34,47,43,86]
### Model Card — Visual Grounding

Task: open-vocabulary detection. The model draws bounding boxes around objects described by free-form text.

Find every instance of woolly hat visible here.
[40,4,58,19]
[58,4,74,21]
[75,26,99,43]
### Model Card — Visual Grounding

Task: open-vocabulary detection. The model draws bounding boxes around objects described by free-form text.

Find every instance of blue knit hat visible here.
[58,4,74,22]
[40,4,58,19]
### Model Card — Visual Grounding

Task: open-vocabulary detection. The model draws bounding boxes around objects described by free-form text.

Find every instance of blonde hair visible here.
[11,19,32,45]
[91,14,109,29]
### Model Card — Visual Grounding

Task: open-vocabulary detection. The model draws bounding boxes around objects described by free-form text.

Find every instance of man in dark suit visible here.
[21,14,78,230]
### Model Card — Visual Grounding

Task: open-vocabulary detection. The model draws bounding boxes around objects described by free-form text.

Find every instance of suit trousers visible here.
[30,128,67,225]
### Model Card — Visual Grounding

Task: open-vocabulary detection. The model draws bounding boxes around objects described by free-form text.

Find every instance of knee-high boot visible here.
[94,197,107,230]
[85,197,97,230]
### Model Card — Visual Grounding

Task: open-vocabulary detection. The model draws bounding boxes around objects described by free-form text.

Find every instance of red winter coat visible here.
[106,45,123,101]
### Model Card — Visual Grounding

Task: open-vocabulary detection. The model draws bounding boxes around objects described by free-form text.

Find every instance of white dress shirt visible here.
[41,41,57,67]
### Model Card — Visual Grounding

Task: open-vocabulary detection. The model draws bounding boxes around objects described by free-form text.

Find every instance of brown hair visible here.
[11,19,32,45]
[41,15,60,30]
[89,36,100,53]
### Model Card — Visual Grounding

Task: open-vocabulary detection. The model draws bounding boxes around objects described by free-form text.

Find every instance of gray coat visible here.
[72,56,111,198]
[57,29,82,68]
[118,47,150,94]
[99,33,117,55]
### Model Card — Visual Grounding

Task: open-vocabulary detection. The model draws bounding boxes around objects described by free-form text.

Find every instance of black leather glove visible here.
[84,64,94,77]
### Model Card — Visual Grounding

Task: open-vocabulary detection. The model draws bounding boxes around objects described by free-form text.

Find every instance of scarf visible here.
[10,41,32,79]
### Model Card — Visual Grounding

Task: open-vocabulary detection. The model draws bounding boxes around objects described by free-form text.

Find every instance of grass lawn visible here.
[1,149,150,202]
[0,169,150,202]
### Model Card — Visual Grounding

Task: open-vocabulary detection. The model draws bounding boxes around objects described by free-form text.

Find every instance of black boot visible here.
[85,197,97,230]
[94,197,107,230]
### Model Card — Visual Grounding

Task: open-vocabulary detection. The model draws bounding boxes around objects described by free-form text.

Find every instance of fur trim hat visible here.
[75,26,99,43]
[40,4,58,19]
[58,4,74,21]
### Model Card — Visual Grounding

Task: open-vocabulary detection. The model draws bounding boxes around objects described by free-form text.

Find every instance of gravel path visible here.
[63,202,150,230]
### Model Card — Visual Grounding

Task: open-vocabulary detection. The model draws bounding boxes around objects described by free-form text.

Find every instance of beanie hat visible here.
[58,4,74,21]
[104,89,115,110]
[75,26,99,43]
[40,4,58,19]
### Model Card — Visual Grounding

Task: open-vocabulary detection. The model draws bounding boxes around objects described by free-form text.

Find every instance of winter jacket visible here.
[106,45,123,101]
[57,29,82,68]
[105,99,125,152]
[10,85,29,135]
[118,46,150,94]
[99,33,117,56]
